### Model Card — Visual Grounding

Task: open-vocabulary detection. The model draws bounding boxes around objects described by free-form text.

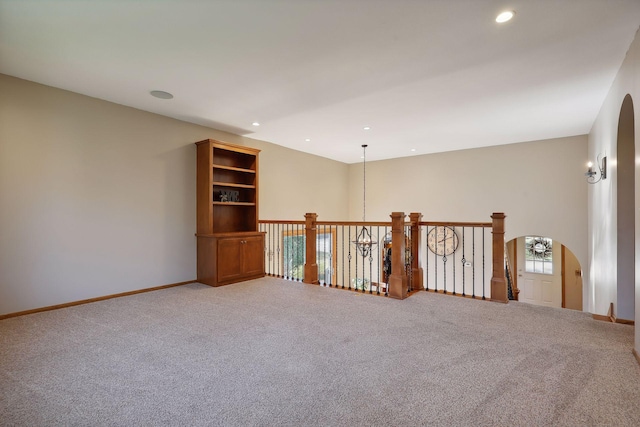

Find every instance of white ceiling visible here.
[1,0,639,163]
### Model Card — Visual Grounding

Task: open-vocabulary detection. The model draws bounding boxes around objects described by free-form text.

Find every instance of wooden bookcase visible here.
[195,139,265,286]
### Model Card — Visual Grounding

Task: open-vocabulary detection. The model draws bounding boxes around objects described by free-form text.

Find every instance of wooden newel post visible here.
[304,213,319,285]
[490,212,508,303]
[389,212,408,299]
[409,213,424,292]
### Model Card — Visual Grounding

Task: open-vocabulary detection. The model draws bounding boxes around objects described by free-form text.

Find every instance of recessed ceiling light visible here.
[363,126,371,130]
[410,148,416,152]
[252,122,260,126]
[496,10,515,23]
[305,138,311,142]
[150,90,173,99]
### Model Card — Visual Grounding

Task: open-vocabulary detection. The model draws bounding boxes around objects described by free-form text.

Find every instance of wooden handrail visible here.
[419,221,492,228]
[261,220,491,227]
[317,220,392,226]
[258,220,305,225]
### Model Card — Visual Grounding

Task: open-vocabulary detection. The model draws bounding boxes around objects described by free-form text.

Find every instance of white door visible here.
[517,236,562,308]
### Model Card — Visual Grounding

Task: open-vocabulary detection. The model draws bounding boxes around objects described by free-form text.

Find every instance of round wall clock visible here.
[427,226,459,256]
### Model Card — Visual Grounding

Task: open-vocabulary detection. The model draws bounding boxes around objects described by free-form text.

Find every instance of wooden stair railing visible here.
[260,211,507,302]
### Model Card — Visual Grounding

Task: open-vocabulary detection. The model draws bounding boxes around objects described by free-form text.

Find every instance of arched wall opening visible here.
[506,235,583,310]
[616,94,635,321]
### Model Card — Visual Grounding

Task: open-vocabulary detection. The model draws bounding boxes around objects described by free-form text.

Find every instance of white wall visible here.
[0,74,348,315]
[587,28,640,352]
[251,139,349,221]
[347,136,588,278]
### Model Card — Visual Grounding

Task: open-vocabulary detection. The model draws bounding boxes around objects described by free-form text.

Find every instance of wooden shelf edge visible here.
[212,181,256,189]
[212,201,256,206]
[212,164,256,174]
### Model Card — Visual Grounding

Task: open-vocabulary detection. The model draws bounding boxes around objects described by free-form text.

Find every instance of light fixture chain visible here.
[362,144,367,222]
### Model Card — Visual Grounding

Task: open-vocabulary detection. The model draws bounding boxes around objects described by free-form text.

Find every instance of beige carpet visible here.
[1,277,639,426]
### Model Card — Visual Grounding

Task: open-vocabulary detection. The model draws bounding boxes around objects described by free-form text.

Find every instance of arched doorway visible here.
[506,236,583,310]
[617,94,635,320]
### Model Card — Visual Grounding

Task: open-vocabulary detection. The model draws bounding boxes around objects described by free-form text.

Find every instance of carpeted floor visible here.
[1,277,639,426]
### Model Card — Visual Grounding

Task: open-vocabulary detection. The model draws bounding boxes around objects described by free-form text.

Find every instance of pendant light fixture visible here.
[353,144,377,257]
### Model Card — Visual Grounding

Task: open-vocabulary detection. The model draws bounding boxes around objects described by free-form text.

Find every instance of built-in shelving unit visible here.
[195,139,265,287]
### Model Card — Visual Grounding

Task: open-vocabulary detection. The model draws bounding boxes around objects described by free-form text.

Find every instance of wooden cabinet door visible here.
[217,238,243,283]
[242,235,264,276]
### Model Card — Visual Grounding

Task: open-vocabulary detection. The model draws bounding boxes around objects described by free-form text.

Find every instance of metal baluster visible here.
[277,223,280,277]
[262,223,267,276]
[434,227,438,293]
[425,226,429,291]
[322,225,333,288]
[443,249,447,295]
[287,223,291,280]
[369,226,373,294]
[326,224,330,286]
[384,226,389,297]
[335,225,339,288]
[324,224,328,286]
[278,223,281,278]
[273,224,276,277]
[341,225,345,289]
[363,225,368,293]
[376,226,381,295]
[482,227,486,300]
[320,224,324,286]
[329,225,333,287]
[409,226,414,292]
[288,223,292,280]
[362,227,366,294]
[282,223,289,280]
[334,225,339,288]
[472,226,476,298]
[452,227,456,295]
[284,223,287,279]
[461,227,466,297]
[404,225,408,292]
[324,226,334,286]
[266,223,270,276]
[285,223,289,280]
[348,226,352,290]
[299,223,303,282]
[356,226,360,291]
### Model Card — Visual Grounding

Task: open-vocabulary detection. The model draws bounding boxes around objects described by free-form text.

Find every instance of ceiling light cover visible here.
[150,90,173,99]
[496,11,515,23]
[252,122,260,126]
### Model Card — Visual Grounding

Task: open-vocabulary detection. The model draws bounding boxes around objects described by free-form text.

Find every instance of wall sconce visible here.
[585,155,607,184]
